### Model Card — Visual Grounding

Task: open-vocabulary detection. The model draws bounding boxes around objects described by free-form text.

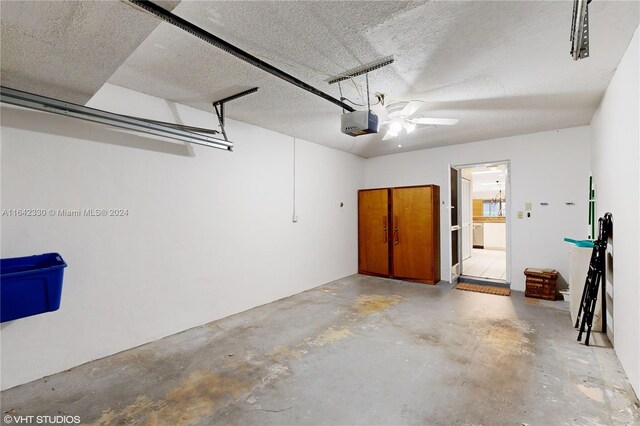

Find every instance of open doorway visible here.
[450,162,510,285]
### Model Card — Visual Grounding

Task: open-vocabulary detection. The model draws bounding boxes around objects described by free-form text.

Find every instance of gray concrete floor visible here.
[2,275,639,425]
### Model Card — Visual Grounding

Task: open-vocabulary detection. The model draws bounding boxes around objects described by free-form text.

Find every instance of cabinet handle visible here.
[383,216,388,243]
[393,216,399,245]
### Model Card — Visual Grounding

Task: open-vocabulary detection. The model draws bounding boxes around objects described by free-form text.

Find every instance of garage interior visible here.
[1,1,639,425]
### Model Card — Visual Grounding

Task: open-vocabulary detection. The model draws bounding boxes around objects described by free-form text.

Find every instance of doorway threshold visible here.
[459,275,510,288]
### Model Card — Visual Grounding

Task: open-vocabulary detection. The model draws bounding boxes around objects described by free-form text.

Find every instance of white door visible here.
[450,166,461,282]
[461,178,472,260]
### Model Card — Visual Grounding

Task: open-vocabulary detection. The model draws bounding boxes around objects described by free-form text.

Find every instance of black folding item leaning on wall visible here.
[576,212,612,346]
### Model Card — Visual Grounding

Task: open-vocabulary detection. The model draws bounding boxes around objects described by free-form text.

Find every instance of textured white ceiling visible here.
[108,0,639,157]
[2,1,638,157]
[0,0,179,104]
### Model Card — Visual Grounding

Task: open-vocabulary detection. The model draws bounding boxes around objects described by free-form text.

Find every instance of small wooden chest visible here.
[524,268,558,300]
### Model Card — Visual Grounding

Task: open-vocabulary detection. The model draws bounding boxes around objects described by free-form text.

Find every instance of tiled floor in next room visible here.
[463,248,506,280]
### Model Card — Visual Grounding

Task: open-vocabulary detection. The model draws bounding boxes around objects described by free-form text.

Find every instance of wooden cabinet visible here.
[358,185,440,284]
[472,199,484,217]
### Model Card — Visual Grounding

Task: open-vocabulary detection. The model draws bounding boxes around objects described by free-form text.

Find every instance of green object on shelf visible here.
[564,238,595,248]
[588,175,596,239]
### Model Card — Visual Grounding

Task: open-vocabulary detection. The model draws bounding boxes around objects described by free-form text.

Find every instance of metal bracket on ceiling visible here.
[326,56,394,85]
[212,87,258,145]
[327,56,394,113]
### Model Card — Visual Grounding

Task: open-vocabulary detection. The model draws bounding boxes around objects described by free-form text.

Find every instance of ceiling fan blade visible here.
[411,117,459,126]
[400,100,425,117]
[381,128,397,141]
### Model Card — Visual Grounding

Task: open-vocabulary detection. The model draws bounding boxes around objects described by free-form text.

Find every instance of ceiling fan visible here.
[379,100,459,141]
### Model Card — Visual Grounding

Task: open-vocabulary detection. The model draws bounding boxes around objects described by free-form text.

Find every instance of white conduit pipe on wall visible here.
[292,137,298,223]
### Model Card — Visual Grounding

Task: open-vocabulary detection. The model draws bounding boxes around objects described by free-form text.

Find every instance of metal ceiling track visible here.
[126,0,355,112]
[570,0,590,60]
[0,86,234,151]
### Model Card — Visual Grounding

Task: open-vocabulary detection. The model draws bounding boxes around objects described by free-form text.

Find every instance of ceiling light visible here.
[403,122,416,134]
[482,182,504,186]
[389,120,403,134]
[473,170,502,175]
[398,144,402,148]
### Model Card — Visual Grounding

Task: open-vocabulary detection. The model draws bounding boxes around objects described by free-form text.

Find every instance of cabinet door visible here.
[358,189,390,276]
[392,186,434,280]
[483,223,506,250]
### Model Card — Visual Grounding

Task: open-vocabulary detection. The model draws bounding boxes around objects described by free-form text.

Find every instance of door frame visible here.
[449,166,461,283]
[448,160,511,285]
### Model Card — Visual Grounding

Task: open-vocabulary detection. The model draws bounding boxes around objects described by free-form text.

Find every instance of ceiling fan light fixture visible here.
[403,122,416,134]
[389,120,403,134]
[381,99,459,143]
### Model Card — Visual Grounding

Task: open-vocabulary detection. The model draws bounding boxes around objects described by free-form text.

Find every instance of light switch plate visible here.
[525,202,532,211]
[517,211,523,219]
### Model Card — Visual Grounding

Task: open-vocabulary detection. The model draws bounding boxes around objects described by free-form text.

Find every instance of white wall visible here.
[364,126,591,290]
[0,84,364,390]
[590,26,639,396]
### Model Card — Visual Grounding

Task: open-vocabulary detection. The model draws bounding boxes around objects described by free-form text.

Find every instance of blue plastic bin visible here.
[1,253,67,322]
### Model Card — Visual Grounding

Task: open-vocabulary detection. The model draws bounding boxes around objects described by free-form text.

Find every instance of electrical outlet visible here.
[517,211,523,219]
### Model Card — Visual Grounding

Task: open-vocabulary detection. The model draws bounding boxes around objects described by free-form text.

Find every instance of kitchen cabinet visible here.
[483,222,506,250]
